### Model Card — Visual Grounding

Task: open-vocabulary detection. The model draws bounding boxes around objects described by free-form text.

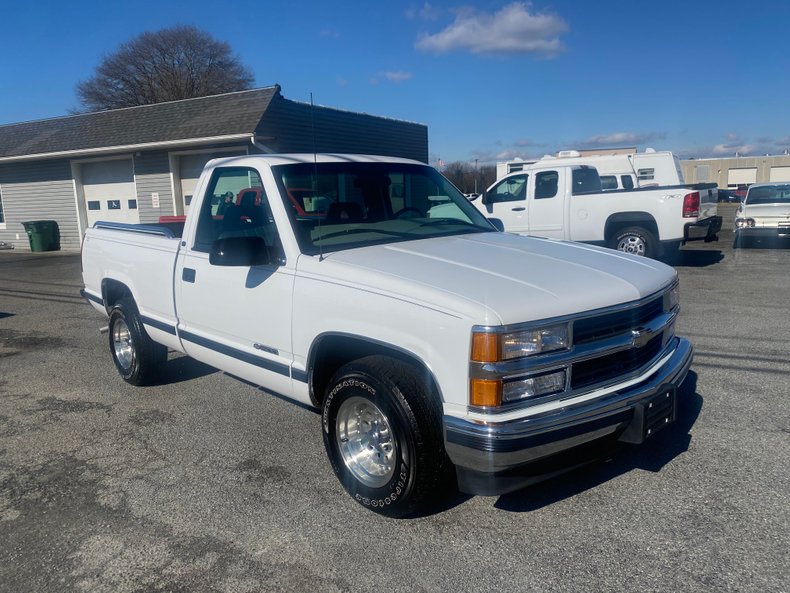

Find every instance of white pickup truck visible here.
[81,154,693,517]
[473,164,722,258]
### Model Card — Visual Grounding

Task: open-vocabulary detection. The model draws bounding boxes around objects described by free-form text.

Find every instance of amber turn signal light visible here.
[470,378,502,407]
[471,332,499,363]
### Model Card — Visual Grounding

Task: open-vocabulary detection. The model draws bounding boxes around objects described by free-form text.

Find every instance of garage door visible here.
[82,159,138,227]
[179,151,245,214]
[769,166,790,182]
[727,167,757,188]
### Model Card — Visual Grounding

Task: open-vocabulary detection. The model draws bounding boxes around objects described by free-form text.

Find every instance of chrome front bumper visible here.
[444,337,693,495]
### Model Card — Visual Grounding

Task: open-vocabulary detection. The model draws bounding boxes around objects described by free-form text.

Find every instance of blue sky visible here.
[1,0,788,165]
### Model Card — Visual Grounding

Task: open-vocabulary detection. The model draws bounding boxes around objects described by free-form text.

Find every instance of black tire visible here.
[610,226,657,258]
[321,355,452,517]
[107,297,167,386]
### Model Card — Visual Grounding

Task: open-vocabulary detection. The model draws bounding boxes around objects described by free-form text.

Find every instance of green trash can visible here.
[22,220,60,252]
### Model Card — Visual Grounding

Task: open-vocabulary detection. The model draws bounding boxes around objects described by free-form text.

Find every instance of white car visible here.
[734,183,790,244]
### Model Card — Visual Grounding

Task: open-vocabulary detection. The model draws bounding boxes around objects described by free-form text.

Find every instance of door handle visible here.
[511,207,526,211]
[182,268,196,283]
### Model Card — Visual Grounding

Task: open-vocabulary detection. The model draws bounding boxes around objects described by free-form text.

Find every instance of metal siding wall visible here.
[0,159,79,250]
[134,151,174,223]
[257,98,429,163]
[682,155,790,188]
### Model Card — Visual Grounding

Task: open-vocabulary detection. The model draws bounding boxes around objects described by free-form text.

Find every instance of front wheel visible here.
[321,355,451,517]
[108,298,167,386]
[610,226,657,258]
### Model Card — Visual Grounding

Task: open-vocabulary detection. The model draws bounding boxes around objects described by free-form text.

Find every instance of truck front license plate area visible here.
[643,388,677,440]
[618,387,677,444]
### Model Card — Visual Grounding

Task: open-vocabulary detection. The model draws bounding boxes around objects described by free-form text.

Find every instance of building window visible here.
[87,201,101,211]
[128,199,138,209]
[107,200,121,210]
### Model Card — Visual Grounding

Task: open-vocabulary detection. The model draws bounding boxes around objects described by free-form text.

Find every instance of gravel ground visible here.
[1,209,788,593]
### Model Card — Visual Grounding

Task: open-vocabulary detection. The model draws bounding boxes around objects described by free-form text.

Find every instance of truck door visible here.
[174,165,296,397]
[481,174,529,234]
[527,169,565,239]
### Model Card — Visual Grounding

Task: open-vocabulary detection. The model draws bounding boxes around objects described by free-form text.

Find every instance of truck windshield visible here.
[745,185,790,205]
[272,162,495,255]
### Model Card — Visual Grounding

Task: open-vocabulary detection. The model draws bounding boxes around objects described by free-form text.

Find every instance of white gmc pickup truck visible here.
[473,164,722,258]
[81,154,693,517]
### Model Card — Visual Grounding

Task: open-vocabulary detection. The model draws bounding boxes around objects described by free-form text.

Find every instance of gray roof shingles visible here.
[0,86,279,159]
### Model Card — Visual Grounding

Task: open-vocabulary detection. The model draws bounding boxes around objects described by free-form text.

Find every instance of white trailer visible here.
[497,149,685,189]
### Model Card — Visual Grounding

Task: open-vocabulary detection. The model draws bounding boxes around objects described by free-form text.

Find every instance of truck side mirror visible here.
[209,236,273,267]
[481,191,490,205]
[488,218,505,232]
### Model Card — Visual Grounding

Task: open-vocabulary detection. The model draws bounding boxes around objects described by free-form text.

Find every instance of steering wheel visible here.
[393,207,423,219]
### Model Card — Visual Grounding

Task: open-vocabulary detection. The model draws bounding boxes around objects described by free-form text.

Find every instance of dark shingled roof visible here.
[0,86,280,159]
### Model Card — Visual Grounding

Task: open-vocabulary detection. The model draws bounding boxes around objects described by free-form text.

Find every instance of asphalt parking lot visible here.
[1,206,788,593]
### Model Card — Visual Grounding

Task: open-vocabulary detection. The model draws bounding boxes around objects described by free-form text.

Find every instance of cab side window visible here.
[193,167,281,256]
[534,170,559,199]
[487,174,528,203]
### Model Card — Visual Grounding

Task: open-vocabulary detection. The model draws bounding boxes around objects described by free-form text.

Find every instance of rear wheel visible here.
[610,226,657,258]
[108,298,167,386]
[321,355,452,517]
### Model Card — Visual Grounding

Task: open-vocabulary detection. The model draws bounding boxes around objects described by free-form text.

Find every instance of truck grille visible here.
[573,296,663,344]
[570,333,664,390]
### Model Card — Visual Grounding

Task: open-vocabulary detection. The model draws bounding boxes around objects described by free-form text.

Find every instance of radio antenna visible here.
[310,92,325,261]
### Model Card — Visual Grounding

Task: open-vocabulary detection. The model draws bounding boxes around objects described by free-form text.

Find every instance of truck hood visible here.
[307,233,676,325]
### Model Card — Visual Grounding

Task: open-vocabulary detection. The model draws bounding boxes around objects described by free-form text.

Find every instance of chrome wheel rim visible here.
[617,235,646,255]
[336,396,396,488]
[113,318,134,371]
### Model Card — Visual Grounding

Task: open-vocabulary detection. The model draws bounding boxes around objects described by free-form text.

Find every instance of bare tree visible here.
[76,26,254,111]
[441,161,497,194]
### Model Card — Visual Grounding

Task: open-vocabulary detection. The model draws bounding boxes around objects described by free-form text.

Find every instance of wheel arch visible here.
[306,332,445,410]
[101,278,135,314]
[604,212,659,241]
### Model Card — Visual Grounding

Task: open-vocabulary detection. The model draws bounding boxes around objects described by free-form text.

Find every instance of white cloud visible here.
[415,2,568,56]
[576,131,666,149]
[320,27,340,38]
[712,143,756,156]
[726,132,740,142]
[406,2,442,21]
[383,70,414,83]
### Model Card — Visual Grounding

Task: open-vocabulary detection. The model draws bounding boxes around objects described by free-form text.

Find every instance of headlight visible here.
[735,218,755,228]
[471,324,569,362]
[502,369,567,403]
[501,324,569,359]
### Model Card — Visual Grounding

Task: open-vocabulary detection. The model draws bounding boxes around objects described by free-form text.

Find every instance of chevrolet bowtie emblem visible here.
[631,327,654,348]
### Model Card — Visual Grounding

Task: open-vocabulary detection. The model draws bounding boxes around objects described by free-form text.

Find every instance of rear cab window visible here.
[571,167,603,195]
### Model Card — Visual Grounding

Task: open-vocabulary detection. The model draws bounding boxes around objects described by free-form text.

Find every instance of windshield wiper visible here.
[417,218,480,228]
[315,227,409,242]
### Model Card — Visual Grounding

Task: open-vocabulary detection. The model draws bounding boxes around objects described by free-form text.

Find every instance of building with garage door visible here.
[681,154,790,189]
[0,85,428,250]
